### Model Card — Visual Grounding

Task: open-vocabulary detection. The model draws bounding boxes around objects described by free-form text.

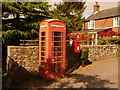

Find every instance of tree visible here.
[51,0,86,33]
[2,2,51,45]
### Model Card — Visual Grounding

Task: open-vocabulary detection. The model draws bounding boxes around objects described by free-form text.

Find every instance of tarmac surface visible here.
[17,57,119,89]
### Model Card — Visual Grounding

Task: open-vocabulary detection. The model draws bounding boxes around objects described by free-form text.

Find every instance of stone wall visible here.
[80,45,120,62]
[5,45,119,87]
[6,45,120,74]
[7,46,39,74]
[6,46,39,88]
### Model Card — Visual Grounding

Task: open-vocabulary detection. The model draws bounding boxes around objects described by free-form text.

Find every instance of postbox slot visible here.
[76,42,80,44]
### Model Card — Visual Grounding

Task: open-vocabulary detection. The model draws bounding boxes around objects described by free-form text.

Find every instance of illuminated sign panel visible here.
[40,25,47,28]
[50,24,64,28]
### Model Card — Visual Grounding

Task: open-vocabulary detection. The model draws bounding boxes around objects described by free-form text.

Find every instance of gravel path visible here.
[17,57,119,89]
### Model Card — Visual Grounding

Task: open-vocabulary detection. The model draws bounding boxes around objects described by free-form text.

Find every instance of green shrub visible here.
[98,37,120,45]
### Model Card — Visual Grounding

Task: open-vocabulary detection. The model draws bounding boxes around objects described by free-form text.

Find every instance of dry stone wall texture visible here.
[7,46,39,74]
[80,45,120,62]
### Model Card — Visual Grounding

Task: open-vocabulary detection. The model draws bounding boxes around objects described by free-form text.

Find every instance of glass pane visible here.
[41,67,45,71]
[54,32,61,36]
[57,53,62,56]
[41,57,45,60]
[41,37,45,41]
[54,37,63,41]
[54,47,62,51]
[41,52,45,56]
[58,57,62,61]
[41,62,45,66]
[41,32,45,36]
[41,42,45,46]
[57,63,61,67]
[52,52,62,56]
[41,47,45,51]
[54,42,63,46]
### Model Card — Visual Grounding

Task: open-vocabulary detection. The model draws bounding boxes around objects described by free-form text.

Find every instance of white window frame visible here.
[88,20,95,29]
[113,16,120,27]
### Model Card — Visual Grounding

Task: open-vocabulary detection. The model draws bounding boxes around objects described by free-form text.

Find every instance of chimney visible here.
[93,2,100,13]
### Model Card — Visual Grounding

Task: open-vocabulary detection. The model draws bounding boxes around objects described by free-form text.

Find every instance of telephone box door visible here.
[39,19,66,79]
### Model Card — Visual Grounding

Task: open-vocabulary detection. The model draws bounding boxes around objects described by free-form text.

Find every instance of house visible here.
[83,2,120,33]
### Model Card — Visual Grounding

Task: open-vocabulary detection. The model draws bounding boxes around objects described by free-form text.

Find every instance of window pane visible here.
[41,32,45,36]
[41,47,45,51]
[41,37,45,41]
[41,42,45,46]
[54,37,63,41]
[41,57,45,60]
[54,42,63,46]
[41,52,45,56]
[54,32,61,36]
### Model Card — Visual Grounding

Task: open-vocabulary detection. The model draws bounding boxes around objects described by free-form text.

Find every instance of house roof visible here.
[77,28,112,33]
[86,7,120,21]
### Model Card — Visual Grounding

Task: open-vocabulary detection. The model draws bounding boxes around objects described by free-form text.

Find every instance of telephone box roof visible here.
[44,19,59,22]
[40,19,65,24]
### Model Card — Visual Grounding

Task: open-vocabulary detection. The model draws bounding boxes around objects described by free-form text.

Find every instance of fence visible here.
[20,40,39,46]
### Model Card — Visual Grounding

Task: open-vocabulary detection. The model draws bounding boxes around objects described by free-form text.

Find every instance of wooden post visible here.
[91,34,94,45]
[95,33,98,45]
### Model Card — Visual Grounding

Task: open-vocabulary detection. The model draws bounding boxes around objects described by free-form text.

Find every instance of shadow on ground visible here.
[12,73,115,89]
[55,74,115,88]
[3,57,114,89]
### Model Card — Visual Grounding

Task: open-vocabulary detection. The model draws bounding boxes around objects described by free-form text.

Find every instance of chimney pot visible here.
[93,2,100,13]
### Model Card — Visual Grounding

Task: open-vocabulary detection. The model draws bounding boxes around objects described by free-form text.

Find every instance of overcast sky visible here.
[48,0,120,18]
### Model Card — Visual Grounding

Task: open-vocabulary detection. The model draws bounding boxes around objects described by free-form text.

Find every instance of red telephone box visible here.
[39,19,66,79]
[73,40,81,53]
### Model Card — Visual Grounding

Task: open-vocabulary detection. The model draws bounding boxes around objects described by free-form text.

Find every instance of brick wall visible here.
[112,27,120,32]
[95,18,113,28]
[84,17,113,29]
[84,17,120,33]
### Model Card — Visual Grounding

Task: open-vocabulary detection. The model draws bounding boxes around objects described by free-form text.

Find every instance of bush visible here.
[98,37,120,45]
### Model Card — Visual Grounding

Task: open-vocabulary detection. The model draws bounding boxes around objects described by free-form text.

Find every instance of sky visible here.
[48,0,120,18]
[83,1,119,18]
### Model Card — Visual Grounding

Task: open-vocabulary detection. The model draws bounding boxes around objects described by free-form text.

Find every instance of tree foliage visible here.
[2,2,51,45]
[51,0,86,33]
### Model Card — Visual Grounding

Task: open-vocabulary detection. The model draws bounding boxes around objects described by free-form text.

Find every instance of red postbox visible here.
[39,19,66,80]
[73,40,81,53]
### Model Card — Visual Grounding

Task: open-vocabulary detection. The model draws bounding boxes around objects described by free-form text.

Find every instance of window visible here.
[88,20,95,29]
[113,16,120,27]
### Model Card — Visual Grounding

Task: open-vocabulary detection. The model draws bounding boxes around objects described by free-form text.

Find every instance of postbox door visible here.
[73,40,81,53]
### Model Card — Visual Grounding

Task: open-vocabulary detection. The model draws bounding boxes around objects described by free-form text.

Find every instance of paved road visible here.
[43,57,119,88]
[17,57,119,89]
